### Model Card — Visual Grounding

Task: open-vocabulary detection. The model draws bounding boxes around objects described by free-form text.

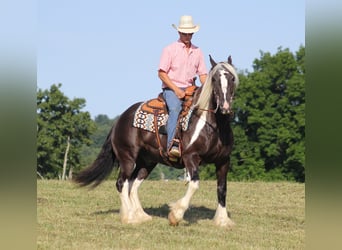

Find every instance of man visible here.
[158,15,207,160]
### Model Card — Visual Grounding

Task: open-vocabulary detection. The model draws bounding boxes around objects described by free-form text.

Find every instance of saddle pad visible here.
[132,103,194,133]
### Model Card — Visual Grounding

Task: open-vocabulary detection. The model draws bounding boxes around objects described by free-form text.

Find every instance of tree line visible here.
[37,46,305,182]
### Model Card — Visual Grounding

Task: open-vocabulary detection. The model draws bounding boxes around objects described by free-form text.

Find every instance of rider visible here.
[158,15,207,159]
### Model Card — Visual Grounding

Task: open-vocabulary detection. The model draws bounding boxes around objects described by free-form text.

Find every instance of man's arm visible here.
[199,74,207,85]
[158,70,185,99]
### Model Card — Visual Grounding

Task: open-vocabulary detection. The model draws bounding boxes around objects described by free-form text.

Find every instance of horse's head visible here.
[209,55,239,115]
[194,55,239,115]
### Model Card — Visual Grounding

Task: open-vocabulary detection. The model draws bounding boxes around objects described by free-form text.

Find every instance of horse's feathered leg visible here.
[128,164,155,223]
[129,178,152,223]
[168,154,200,226]
[118,177,132,224]
[119,176,152,224]
[117,158,155,224]
[115,159,136,224]
[213,160,235,228]
[168,180,199,226]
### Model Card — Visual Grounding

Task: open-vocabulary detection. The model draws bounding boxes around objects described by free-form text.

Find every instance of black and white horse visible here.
[74,55,239,227]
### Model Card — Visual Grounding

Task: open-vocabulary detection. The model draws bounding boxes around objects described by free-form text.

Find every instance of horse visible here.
[74,55,239,228]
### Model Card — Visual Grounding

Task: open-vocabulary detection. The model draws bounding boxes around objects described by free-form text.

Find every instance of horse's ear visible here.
[228,55,232,65]
[209,54,217,67]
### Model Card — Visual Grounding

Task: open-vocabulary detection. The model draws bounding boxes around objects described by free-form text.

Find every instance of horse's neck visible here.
[213,112,232,145]
[215,112,231,126]
[209,101,232,130]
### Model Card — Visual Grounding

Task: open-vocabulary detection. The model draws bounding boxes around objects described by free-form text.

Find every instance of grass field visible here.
[37,180,305,249]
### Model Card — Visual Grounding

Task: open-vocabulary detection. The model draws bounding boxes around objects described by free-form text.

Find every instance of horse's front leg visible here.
[213,160,235,228]
[168,179,199,226]
[168,155,200,226]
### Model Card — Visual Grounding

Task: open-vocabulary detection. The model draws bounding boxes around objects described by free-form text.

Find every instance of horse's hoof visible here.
[121,212,152,224]
[168,211,179,226]
[214,218,235,229]
[141,215,153,223]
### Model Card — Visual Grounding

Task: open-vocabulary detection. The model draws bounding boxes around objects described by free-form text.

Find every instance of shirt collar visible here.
[177,39,195,50]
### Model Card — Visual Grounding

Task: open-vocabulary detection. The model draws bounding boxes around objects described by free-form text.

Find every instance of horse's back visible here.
[117,102,142,121]
[114,102,142,137]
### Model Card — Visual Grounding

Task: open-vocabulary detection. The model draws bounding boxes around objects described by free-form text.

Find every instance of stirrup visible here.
[168,154,178,162]
[168,139,181,159]
[169,146,180,158]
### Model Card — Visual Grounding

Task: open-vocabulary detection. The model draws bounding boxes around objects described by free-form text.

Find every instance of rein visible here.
[197,96,219,113]
[198,107,217,113]
[153,110,180,166]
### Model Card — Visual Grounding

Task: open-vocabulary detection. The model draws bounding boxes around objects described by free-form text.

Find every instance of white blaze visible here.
[220,72,229,110]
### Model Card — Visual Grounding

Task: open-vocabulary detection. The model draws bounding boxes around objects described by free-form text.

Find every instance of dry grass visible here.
[37,180,305,249]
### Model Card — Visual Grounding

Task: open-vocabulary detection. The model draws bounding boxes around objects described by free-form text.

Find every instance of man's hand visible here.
[174,88,185,99]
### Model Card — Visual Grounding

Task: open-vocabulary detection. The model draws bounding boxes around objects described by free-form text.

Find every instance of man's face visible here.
[179,32,194,45]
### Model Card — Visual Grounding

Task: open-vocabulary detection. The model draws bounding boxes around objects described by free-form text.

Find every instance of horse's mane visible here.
[194,62,239,111]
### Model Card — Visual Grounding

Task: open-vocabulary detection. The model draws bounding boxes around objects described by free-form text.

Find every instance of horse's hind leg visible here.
[116,160,155,224]
[213,161,235,228]
[116,166,134,224]
[128,163,155,223]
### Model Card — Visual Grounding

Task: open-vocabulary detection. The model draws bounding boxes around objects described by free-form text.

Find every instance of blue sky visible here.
[38,0,305,119]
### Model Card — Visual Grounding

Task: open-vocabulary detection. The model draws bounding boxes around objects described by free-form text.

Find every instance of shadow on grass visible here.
[92,205,216,224]
[92,209,119,215]
[145,204,216,223]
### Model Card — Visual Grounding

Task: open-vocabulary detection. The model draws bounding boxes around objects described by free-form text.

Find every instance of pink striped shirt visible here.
[158,40,207,88]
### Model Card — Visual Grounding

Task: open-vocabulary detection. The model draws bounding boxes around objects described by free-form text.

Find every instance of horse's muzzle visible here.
[220,101,231,115]
[220,109,231,115]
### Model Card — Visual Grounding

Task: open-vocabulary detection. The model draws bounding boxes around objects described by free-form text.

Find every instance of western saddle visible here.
[140,85,197,163]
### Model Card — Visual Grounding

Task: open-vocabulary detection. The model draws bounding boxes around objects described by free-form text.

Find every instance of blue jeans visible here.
[163,89,184,149]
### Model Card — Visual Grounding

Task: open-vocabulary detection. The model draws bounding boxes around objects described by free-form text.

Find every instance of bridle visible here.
[198,101,219,113]
[200,68,235,114]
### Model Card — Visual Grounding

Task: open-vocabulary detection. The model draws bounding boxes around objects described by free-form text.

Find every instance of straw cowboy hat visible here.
[172,15,200,33]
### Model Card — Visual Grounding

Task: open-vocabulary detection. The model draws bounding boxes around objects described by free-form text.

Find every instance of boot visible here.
[168,139,181,159]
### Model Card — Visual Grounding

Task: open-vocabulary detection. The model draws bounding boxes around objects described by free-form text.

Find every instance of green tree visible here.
[231,46,305,182]
[93,114,118,147]
[80,114,119,168]
[37,83,95,179]
[147,164,184,180]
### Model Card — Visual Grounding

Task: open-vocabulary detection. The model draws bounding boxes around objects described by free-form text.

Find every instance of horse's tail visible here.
[74,126,116,188]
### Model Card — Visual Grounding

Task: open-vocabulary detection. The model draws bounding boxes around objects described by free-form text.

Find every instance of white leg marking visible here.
[119,180,132,223]
[188,112,207,147]
[129,179,152,223]
[213,204,235,228]
[169,180,199,224]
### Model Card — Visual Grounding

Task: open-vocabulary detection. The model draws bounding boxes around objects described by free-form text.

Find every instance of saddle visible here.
[140,85,197,117]
[181,85,197,117]
[140,86,198,164]
[141,93,167,115]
